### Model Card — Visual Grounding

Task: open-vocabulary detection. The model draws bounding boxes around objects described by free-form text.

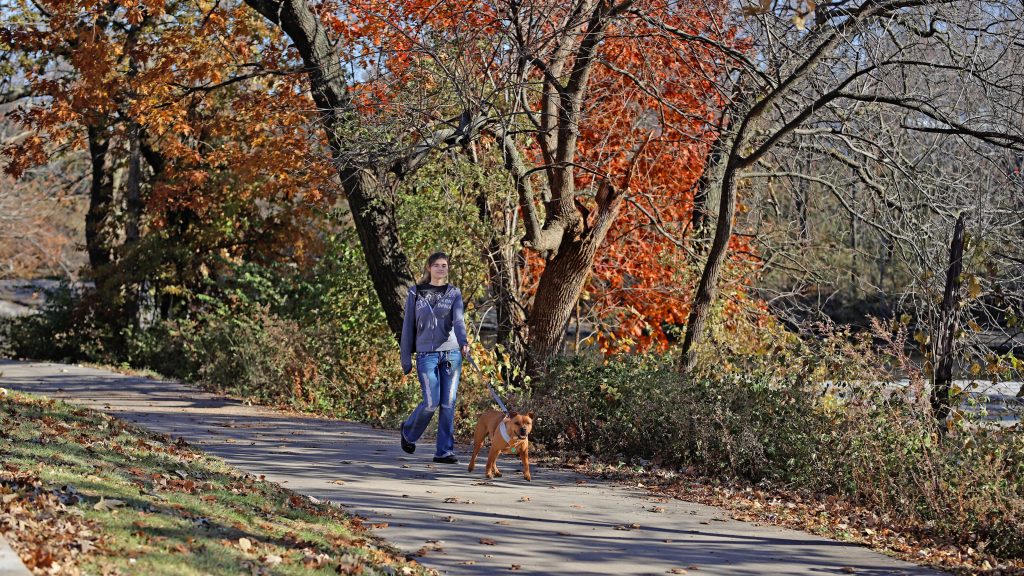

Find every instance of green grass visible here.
[0,390,428,575]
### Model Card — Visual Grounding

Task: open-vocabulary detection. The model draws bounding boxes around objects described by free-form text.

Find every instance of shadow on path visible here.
[1,360,946,576]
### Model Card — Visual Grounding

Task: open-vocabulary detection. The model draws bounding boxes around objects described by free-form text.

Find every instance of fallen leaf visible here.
[480,538,496,545]
[669,569,688,575]
[93,498,126,511]
[510,564,521,570]
[519,496,531,502]
[840,568,856,574]
[238,537,253,552]
[262,554,283,566]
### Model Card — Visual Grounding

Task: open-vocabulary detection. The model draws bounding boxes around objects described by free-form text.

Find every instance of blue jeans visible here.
[402,350,462,458]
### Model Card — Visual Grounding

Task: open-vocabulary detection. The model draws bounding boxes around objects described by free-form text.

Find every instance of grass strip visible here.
[0,389,431,576]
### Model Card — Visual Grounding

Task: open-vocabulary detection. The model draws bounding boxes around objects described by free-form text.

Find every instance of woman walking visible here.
[399,252,470,463]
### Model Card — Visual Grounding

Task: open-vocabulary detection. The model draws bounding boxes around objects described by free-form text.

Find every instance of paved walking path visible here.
[0,360,945,576]
[0,536,32,576]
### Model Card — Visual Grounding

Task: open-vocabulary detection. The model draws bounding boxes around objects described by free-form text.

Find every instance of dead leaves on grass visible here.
[2,393,430,576]
[0,468,101,576]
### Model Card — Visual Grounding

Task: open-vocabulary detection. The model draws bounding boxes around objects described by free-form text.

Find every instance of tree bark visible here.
[527,242,593,372]
[527,183,625,375]
[679,159,739,375]
[85,123,115,273]
[692,131,728,240]
[931,213,966,424]
[243,0,414,339]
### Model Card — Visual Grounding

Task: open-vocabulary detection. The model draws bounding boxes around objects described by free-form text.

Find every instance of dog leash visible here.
[465,353,511,416]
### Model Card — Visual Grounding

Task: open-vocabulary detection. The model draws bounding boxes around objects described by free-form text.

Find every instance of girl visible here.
[399,252,470,463]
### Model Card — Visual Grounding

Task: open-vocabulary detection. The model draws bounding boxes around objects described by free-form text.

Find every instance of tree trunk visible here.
[527,186,625,375]
[849,182,859,297]
[125,124,142,246]
[244,0,414,339]
[679,162,739,376]
[691,132,728,241]
[85,123,115,273]
[527,240,595,374]
[123,123,144,327]
[692,114,733,243]
[341,167,415,338]
[931,213,965,424]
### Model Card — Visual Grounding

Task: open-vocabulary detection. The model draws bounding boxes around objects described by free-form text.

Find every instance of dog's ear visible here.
[507,410,518,418]
[527,411,535,419]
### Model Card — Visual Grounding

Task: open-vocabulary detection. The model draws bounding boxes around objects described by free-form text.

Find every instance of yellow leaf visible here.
[967,276,982,299]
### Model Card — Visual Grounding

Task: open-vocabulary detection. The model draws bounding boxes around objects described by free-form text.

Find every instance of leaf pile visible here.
[0,467,99,575]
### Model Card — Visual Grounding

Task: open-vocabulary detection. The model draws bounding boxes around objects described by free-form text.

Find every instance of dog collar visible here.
[499,420,513,444]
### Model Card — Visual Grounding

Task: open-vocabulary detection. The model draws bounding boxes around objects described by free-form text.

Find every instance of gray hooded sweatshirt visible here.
[400,284,469,374]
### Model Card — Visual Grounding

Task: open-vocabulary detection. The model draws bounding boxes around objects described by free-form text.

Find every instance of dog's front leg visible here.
[486,446,502,478]
[468,436,483,473]
[519,446,531,481]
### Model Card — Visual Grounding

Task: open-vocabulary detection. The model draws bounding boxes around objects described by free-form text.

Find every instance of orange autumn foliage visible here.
[330,0,756,354]
[515,1,755,353]
[2,0,336,276]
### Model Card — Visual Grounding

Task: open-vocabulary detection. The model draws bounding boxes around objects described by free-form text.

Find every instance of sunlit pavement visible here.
[2,360,947,576]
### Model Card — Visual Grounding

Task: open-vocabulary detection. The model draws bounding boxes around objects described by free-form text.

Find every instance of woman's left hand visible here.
[461,344,470,357]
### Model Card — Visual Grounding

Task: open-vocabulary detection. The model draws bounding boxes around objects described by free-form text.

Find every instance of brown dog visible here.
[467,409,534,481]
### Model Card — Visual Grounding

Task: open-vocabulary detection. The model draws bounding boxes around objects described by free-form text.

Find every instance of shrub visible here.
[1,282,117,363]
[531,326,1024,557]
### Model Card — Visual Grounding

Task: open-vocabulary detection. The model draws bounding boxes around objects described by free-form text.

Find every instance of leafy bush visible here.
[1,282,119,363]
[531,326,1024,557]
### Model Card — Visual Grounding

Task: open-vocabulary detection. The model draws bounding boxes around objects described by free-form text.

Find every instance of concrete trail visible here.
[0,360,945,576]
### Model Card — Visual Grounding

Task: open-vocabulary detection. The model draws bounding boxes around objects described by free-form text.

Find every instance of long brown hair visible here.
[418,251,450,285]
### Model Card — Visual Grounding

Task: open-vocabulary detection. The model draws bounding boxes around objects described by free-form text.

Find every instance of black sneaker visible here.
[432,454,459,464]
[400,434,415,454]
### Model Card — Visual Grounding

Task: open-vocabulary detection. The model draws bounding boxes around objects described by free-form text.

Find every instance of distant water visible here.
[843,379,1023,427]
